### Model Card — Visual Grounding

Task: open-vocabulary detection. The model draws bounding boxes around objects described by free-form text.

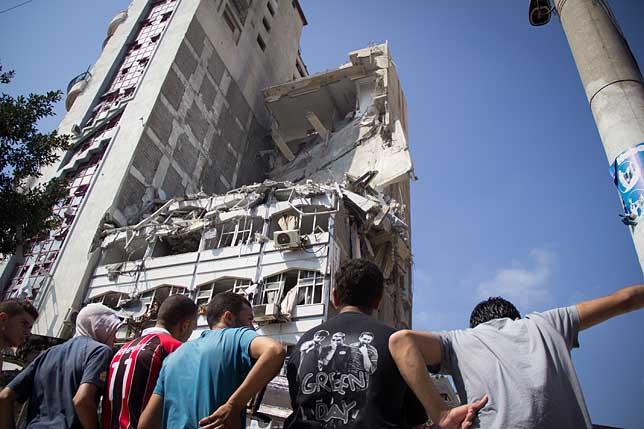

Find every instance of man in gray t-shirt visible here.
[388,285,644,428]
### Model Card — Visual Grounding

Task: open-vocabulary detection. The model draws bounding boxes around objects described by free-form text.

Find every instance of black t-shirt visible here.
[9,336,112,429]
[284,311,427,428]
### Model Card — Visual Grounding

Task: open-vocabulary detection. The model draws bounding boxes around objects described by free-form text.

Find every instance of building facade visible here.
[0,0,308,338]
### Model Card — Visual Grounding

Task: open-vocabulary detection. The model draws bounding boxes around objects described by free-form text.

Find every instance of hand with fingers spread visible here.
[198,401,242,429]
[434,395,488,429]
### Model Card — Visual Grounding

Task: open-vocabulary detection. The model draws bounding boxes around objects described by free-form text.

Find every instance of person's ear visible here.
[0,312,8,323]
[331,288,341,309]
[221,310,234,327]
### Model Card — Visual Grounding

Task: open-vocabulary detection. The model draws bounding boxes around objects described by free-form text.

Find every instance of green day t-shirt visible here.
[284,311,426,428]
[153,327,257,429]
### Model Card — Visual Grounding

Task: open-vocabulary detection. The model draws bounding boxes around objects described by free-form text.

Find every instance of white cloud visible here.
[476,248,554,310]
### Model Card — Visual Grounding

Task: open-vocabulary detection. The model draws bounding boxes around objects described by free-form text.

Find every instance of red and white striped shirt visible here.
[101,328,182,429]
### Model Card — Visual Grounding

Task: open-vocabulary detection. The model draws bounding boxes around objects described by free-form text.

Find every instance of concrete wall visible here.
[27,0,307,336]
[117,0,306,222]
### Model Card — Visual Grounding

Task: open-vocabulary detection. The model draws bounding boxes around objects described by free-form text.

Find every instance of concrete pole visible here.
[555,0,644,271]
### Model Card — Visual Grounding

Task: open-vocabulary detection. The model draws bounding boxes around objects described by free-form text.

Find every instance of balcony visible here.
[65,71,91,111]
[103,10,128,48]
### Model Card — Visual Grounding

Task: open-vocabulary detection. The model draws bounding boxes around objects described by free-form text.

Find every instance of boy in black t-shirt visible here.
[284,259,426,429]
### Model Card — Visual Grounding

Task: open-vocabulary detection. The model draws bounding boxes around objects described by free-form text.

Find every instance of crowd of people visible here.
[0,258,642,429]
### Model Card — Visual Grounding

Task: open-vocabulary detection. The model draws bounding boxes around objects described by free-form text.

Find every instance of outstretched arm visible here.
[577,285,644,330]
[199,336,285,429]
[389,331,487,429]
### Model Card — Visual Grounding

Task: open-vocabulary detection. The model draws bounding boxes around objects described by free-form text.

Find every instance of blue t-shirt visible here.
[153,327,258,429]
[8,336,112,429]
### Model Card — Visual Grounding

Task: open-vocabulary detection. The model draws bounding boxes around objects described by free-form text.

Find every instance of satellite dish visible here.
[529,0,552,26]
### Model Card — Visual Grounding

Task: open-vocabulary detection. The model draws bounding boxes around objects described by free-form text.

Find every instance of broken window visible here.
[204,216,262,249]
[152,231,201,257]
[195,278,253,323]
[100,237,148,265]
[90,291,128,309]
[299,206,330,235]
[260,270,324,307]
[139,285,188,320]
[260,273,289,305]
[269,206,330,238]
[294,270,324,305]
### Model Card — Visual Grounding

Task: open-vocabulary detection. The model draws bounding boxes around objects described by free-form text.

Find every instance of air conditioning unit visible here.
[253,303,280,322]
[274,230,300,249]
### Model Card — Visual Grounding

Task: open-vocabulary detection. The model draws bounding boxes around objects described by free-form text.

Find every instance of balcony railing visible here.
[66,71,91,94]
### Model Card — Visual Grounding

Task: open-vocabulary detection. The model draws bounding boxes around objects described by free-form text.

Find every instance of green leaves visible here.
[0,63,71,256]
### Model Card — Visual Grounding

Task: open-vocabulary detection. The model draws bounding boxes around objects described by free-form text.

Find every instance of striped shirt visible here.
[101,328,182,429]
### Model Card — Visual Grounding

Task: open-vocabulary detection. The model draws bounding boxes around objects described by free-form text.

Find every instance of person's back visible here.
[435,306,590,428]
[389,287,644,428]
[102,295,197,429]
[286,312,422,428]
[155,327,255,428]
[284,259,426,429]
[0,304,121,429]
[13,336,111,428]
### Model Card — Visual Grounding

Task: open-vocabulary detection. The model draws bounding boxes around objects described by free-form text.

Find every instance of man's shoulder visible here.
[69,336,110,354]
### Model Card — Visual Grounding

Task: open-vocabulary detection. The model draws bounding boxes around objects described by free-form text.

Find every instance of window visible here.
[299,207,330,235]
[270,206,329,238]
[223,5,242,44]
[205,216,262,249]
[139,285,187,319]
[90,292,128,309]
[257,34,266,51]
[196,278,253,323]
[294,270,323,305]
[260,273,284,304]
[266,1,275,16]
[260,270,324,307]
[262,16,271,32]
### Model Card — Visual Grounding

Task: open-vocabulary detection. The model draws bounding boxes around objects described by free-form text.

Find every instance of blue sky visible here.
[1,0,643,427]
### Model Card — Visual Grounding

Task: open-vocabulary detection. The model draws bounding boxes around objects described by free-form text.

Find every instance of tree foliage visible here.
[0,63,71,256]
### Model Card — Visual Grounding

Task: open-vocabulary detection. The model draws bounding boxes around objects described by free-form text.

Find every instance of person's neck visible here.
[211,322,229,330]
[152,323,172,335]
[0,336,6,350]
[339,305,372,315]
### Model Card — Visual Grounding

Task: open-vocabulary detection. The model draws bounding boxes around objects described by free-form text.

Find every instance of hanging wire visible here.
[0,0,33,15]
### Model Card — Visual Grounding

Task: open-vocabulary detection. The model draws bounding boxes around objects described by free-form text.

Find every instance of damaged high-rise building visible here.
[1,0,451,424]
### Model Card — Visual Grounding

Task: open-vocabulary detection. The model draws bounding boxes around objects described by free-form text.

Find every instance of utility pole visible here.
[530,0,644,272]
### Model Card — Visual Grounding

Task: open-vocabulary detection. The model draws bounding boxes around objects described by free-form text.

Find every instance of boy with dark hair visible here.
[138,292,285,429]
[0,303,121,429]
[389,285,644,428]
[284,259,428,429]
[102,294,198,429]
[0,299,38,371]
[468,297,520,328]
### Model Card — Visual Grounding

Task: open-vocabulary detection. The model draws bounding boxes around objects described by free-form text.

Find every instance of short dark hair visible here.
[469,297,521,328]
[206,292,251,327]
[334,259,383,309]
[157,295,198,327]
[0,298,39,320]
